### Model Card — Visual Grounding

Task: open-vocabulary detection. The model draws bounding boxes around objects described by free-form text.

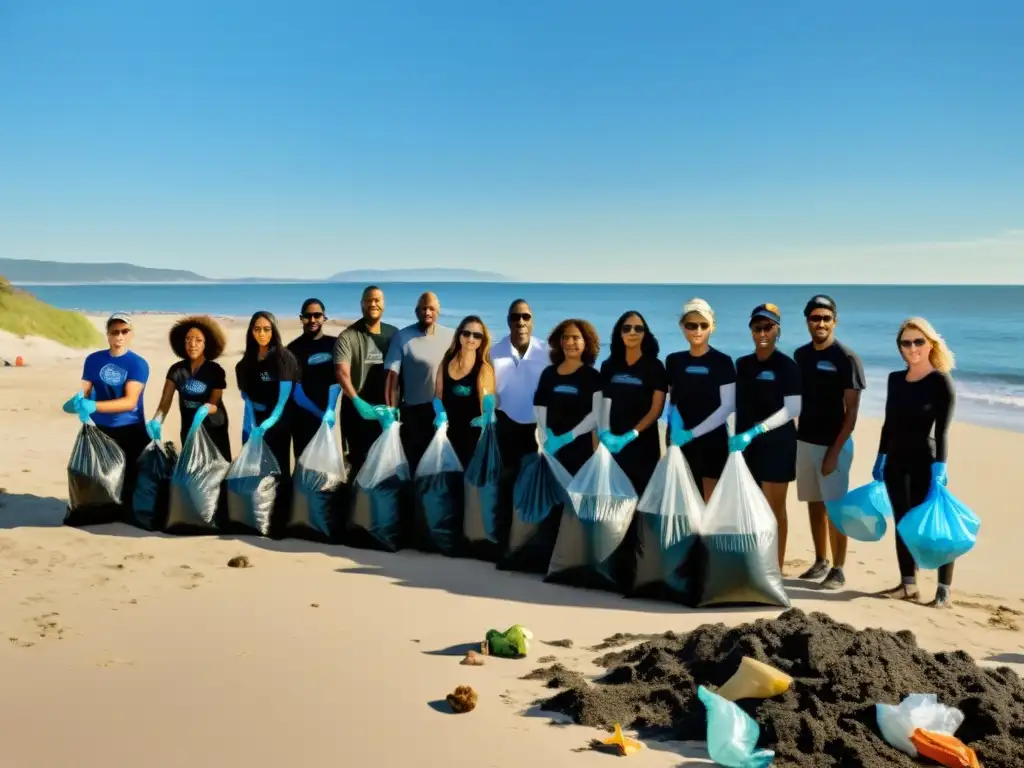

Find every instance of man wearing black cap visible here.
[793,294,865,589]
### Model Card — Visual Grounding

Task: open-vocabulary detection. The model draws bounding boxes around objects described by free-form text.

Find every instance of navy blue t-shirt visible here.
[81,349,149,428]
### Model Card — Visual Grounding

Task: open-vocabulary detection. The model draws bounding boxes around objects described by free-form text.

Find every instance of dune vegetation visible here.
[0,276,103,349]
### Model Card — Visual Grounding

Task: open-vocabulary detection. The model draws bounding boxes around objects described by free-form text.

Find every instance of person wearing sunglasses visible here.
[599,310,668,495]
[491,299,549,478]
[792,295,866,590]
[431,316,497,466]
[665,298,736,502]
[874,317,957,607]
[287,298,341,459]
[334,285,399,478]
[62,312,151,524]
[534,318,603,475]
[730,303,802,569]
[384,291,455,473]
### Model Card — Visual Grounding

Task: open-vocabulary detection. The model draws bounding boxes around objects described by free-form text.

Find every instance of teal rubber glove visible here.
[374,405,397,430]
[872,453,887,482]
[323,407,336,429]
[248,424,265,444]
[146,419,162,442]
[544,428,573,455]
[668,407,693,447]
[432,397,448,429]
[62,392,84,414]
[351,396,378,421]
[728,424,766,453]
[75,397,97,424]
[931,461,947,487]
[470,393,497,428]
[601,429,639,455]
[187,405,210,440]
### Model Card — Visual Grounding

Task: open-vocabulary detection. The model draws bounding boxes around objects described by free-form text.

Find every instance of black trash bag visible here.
[627,448,705,605]
[166,425,229,535]
[545,445,637,592]
[462,420,506,561]
[342,421,410,552]
[64,422,126,527]
[498,451,572,574]
[288,421,348,543]
[224,433,280,537]
[412,424,464,556]
[130,440,178,531]
[698,453,790,608]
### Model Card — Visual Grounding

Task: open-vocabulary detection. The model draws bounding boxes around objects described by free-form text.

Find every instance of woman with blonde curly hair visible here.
[148,315,232,461]
[872,317,957,607]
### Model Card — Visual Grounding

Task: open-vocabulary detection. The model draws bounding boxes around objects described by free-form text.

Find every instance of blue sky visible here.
[1,0,1022,283]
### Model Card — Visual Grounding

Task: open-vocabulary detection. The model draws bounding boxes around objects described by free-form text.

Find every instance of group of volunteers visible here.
[63,286,958,608]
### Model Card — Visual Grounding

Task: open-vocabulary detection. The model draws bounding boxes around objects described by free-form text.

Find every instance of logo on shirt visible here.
[98,364,127,386]
[685,365,710,375]
[553,385,579,395]
[816,360,838,373]
[453,384,472,397]
[259,371,274,382]
[307,352,332,366]
[756,370,776,381]
[183,378,208,396]
[610,374,643,387]
[185,400,200,410]
[364,349,384,365]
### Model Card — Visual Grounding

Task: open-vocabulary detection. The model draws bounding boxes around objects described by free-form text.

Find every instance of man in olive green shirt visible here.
[333,285,398,477]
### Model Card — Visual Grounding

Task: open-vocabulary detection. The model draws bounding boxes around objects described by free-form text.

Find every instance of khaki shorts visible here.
[796,440,853,503]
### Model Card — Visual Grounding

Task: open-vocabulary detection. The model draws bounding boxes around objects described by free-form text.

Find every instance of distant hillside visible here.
[0,277,103,349]
[2,258,208,284]
[327,268,508,282]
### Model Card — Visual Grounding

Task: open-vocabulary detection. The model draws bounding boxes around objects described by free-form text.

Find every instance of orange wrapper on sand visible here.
[910,729,982,768]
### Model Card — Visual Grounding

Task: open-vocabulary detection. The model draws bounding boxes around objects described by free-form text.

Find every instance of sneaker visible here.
[820,568,845,590]
[798,559,830,580]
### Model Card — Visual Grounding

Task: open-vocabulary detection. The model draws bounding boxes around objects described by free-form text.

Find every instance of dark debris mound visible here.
[530,608,1024,768]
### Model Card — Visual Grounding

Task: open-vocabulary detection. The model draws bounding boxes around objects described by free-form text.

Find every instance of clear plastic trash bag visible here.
[628,447,706,605]
[343,420,410,552]
[826,480,893,542]
[875,693,965,757]
[131,440,178,531]
[166,424,229,535]
[224,432,281,537]
[462,419,507,561]
[698,686,776,768]
[413,423,464,556]
[65,423,127,527]
[499,450,573,574]
[544,444,638,592]
[289,420,348,542]
[897,483,980,570]
[698,452,789,608]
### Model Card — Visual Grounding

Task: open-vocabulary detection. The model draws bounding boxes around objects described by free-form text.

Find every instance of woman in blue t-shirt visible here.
[148,315,232,460]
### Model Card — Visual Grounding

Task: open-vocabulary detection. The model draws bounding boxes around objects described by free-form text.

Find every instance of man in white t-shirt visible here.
[490,298,549,476]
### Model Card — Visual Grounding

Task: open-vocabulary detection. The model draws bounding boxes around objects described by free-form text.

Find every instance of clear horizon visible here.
[2,1,1022,283]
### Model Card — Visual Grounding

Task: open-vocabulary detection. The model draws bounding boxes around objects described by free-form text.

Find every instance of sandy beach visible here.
[1,313,1021,767]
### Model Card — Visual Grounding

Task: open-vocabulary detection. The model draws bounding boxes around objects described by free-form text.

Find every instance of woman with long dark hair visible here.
[235,311,300,534]
[598,310,668,495]
[431,315,497,466]
[148,315,232,460]
[874,317,957,607]
[534,319,603,475]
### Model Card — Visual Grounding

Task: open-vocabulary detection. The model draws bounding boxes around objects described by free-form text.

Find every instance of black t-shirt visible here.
[879,370,955,464]
[600,355,669,435]
[235,348,301,413]
[166,359,229,430]
[534,364,603,436]
[665,346,736,432]
[794,340,866,446]
[735,350,802,434]
[442,358,483,426]
[287,333,338,410]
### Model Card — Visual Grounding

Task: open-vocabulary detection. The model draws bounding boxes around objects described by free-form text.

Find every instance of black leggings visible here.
[98,422,150,518]
[884,460,954,587]
[261,421,293,538]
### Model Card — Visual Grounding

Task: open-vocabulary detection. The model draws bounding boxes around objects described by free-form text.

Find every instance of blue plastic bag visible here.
[698,686,775,767]
[826,480,893,542]
[896,483,980,570]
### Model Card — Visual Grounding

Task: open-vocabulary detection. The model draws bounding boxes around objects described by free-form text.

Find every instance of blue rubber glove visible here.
[351,396,379,421]
[728,424,766,453]
[601,429,639,455]
[292,382,322,418]
[432,397,448,429]
[188,405,211,440]
[248,424,265,444]
[62,392,84,414]
[931,461,947,487]
[146,418,162,442]
[241,396,255,445]
[470,393,497,428]
[544,428,573,455]
[75,397,97,424]
[323,407,337,429]
[259,381,294,432]
[872,453,887,482]
[668,407,693,447]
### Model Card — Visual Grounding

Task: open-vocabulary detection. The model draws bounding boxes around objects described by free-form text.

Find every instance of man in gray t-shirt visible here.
[384,291,454,472]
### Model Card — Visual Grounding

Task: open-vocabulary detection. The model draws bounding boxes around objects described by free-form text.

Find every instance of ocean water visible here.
[20,282,1024,433]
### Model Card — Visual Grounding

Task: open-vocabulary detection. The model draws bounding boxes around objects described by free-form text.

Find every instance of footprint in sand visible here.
[8,636,36,648]
[30,612,65,641]
[959,601,1022,632]
[123,553,154,563]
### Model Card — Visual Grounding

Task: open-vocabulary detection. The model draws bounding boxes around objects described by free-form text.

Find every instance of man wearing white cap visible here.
[62,312,151,525]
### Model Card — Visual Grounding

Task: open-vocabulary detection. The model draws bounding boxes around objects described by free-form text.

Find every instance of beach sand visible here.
[1,314,1021,767]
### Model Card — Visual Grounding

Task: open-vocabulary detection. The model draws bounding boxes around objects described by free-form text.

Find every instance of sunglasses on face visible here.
[900,338,928,349]
[301,312,324,321]
[683,321,709,331]
[508,312,532,323]
[751,323,775,334]
[461,330,484,341]
[108,328,131,336]
[807,314,834,324]
[253,327,273,334]
[621,324,645,334]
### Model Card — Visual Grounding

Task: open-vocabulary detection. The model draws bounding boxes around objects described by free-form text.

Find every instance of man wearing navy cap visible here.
[793,294,865,589]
